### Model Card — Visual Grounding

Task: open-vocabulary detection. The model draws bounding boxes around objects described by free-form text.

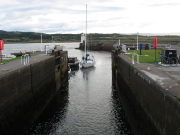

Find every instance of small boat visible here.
[81,54,95,68]
[80,5,96,68]
[11,51,32,57]
[68,57,79,67]
[1,53,16,60]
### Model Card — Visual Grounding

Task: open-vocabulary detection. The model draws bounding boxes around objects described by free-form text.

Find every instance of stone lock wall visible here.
[112,50,180,135]
[0,57,57,135]
[79,41,114,51]
[54,50,68,90]
[60,51,68,85]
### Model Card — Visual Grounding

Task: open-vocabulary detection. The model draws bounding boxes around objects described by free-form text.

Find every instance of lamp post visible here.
[137,31,139,50]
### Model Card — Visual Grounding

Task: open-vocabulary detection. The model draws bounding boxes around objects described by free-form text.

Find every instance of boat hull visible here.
[68,57,79,68]
[68,62,79,67]
[80,61,96,68]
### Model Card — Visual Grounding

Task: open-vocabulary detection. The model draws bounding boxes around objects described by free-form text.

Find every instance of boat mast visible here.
[85,4,87,58]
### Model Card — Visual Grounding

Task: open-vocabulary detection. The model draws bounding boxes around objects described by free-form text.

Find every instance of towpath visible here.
[120,44,180,100]
[0,52,53,76]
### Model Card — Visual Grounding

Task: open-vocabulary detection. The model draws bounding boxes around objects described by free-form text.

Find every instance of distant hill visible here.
[0,30,81,43]
[0,30,179,45]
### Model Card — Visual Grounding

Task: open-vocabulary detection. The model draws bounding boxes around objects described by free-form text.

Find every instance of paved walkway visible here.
[0,52,53,76]
[120,53,180,99]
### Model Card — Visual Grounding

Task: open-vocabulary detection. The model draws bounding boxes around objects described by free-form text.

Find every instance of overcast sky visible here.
[0,0,180,34]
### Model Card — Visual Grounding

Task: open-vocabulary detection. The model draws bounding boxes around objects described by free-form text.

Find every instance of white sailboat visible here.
[80,4,96,68]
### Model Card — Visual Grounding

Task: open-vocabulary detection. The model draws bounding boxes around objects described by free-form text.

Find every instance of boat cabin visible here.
[68,57,79,67]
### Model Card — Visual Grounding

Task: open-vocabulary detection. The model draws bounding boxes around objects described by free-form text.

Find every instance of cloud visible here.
[95,6,126,11]
[0,0,180,34]
[150,3,179,7]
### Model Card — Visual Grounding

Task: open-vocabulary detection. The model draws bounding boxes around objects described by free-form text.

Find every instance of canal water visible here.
[22,43,133,134]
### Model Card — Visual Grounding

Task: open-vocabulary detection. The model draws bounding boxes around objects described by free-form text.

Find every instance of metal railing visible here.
[21,54,29,65]
[132,54,139,64]
[113,42,171,50]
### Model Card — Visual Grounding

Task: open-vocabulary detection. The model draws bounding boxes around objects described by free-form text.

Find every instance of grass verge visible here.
[2,56,22,63]
[126,50,161,63]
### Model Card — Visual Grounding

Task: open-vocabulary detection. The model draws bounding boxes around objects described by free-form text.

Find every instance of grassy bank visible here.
[2,56,22,63]
[126,50,161,63]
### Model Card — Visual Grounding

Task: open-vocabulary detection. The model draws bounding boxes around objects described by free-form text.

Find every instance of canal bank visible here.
[112,50,180,135]
[0,50,68,135]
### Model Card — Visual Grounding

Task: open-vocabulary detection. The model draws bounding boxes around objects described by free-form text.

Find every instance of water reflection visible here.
[81,67,96,80]
[111,89,133,134]
[26,86,69,135]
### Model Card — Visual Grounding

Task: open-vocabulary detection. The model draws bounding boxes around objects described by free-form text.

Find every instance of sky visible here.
[0,0,180,35]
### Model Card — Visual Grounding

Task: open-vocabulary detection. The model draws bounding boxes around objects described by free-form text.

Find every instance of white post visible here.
[24,55,25,65]
[132,54,135,64]
[24,55,26,64]
[119,39,120,45]
[26,55,28,64]
[137,31,138,50]
[28,55,29,64]
[41,33,42,51]
[21,56,22,64]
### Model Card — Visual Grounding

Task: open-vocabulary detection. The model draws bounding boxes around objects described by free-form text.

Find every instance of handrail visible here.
[113,42,171,49]
[21,54,29,65]
[132,53,139,64]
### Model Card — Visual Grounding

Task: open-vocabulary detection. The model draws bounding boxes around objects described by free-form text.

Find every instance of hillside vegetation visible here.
[0,30,180,44]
